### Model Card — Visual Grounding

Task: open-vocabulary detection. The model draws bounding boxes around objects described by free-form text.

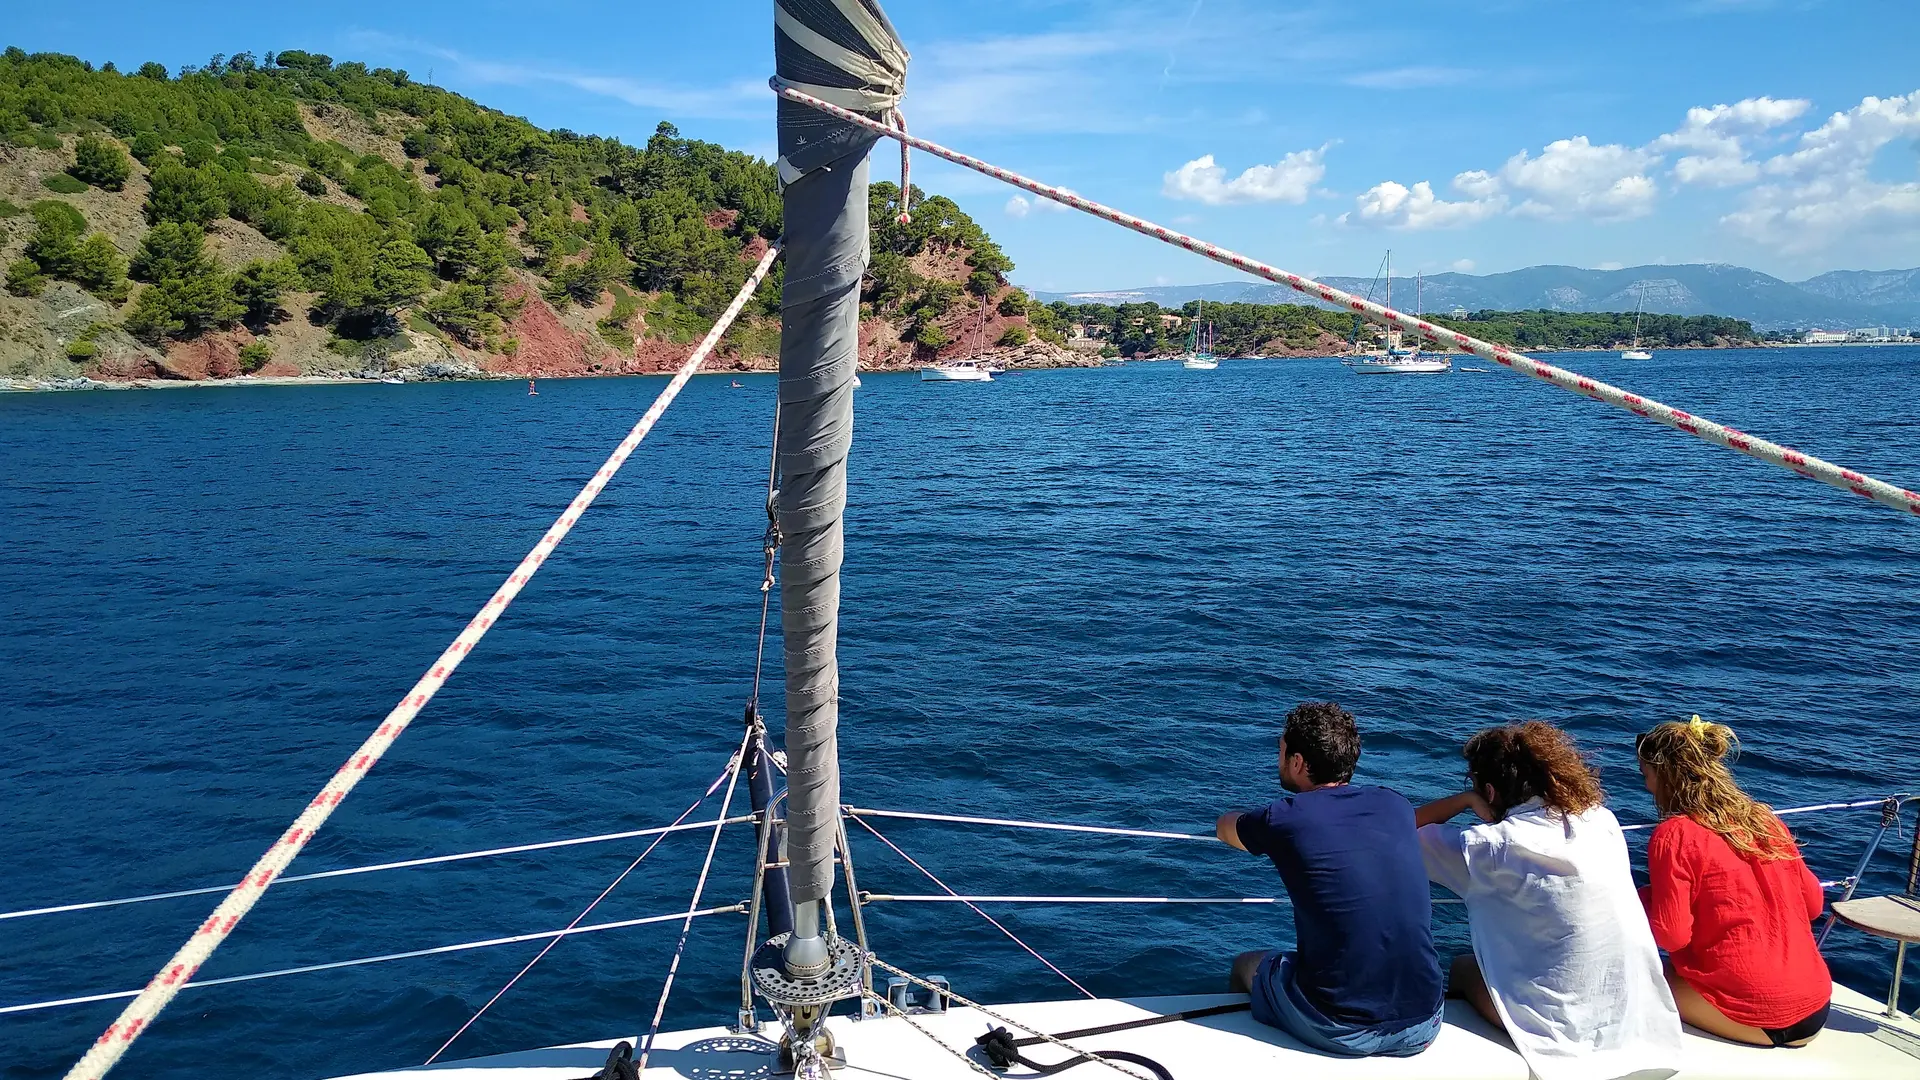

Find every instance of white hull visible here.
[335,983,1920,1080]
[919,366,992,382]
[1182,356,1219,369]
[1352,355,1451,374]
[1621,350,1653,360]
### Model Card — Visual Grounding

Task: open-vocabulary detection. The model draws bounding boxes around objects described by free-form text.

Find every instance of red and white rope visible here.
[772,78,1920,521]
[63,243,784,1080]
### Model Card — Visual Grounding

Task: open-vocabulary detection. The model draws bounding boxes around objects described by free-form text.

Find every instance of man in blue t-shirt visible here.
[1215,701,1444,1057]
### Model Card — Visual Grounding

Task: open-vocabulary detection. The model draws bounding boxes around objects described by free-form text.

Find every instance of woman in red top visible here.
[1637,717,1831,1047]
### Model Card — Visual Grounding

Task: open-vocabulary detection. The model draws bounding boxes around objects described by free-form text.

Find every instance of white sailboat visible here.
[1622,286,1653,360]
[1182,299,1219,369]
[919,361,991,382]
[1352,255,1451,374]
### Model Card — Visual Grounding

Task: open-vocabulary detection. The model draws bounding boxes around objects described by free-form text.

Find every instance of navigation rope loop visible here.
[769,76,1920,522]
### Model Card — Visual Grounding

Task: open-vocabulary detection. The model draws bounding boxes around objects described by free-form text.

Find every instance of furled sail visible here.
[773,0,906,913]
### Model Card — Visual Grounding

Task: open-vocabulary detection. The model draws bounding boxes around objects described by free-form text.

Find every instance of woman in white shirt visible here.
[1416,721,1681,1080]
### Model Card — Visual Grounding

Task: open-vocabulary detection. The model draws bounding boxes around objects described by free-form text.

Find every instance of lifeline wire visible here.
[61,243,783,1080]
[637,730,753,1075]
[1,816,753,924]
[772,77,1920,521]
[852,815,1095,998]
[2,907,745,1017]
[423,755,742,1064]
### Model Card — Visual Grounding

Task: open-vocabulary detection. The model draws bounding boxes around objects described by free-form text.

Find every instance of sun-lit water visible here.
[2,346,1917,1079]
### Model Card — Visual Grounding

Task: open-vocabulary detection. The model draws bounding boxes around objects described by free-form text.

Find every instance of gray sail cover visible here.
[775,0,905,905]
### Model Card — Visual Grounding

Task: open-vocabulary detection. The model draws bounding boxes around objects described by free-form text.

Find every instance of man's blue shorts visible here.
[1248,951,1443,1058]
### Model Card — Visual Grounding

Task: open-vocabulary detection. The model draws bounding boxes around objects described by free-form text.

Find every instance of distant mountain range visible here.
[1030,264,1920,331]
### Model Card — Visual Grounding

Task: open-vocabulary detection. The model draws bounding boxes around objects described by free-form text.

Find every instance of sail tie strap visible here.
[59,244,783,1080]
[770,77,1920,522]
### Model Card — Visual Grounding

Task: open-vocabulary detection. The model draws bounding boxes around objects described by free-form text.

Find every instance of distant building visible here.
[1802,330,1849,344]
[1450,306,1469,318]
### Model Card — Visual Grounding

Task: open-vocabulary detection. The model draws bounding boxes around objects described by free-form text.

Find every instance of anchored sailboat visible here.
[1622,286,1653,360]
[1182,300,1219,369]
[1352,253,1450,374]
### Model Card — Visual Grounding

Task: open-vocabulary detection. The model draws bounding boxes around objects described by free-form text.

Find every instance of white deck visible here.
[338,982,1920,1080]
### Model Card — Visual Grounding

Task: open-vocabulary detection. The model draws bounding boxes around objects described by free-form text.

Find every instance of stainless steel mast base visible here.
[751,932,864,1006]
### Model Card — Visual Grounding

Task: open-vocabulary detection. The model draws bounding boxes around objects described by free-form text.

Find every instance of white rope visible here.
[0,816,754,924]
[636,730,753,1075]
[852,815,1095,998]
[845,808,1215,842]
[60,243,784,1080]
[423,756,741,1064]
[0,906,746,1017]
[866,893,1466,906]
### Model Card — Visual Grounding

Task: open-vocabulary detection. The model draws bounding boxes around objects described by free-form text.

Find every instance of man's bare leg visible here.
[1229,949,1268,994]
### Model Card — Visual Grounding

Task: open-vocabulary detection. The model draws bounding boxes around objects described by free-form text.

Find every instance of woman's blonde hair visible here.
[1636,716,1794,860]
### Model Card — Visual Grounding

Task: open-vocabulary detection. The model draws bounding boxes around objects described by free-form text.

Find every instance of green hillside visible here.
[0,46,1030,379]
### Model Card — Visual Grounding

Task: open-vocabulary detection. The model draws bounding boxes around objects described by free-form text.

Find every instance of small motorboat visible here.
[379,377,404,385]
[920,362,992,382]
[730,380,744,388]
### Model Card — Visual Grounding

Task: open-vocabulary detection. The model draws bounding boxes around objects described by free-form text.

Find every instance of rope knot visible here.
[975,1027,1019,1069]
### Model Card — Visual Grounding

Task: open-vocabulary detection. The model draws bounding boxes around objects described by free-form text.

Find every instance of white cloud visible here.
[1342,134,1655,230]
[1653,96,1810,187]
[1596,261,1625,270]
[344,32,765,120]
[1450,259,1476,272]
[1006,192,1072,217]
[1344,66,1474,90]
[1005,195,1033,218]
[1500,137,1660,220]
[1341,178,1506,229]
[1722,91,1920,255]
[1163,146,1329,205]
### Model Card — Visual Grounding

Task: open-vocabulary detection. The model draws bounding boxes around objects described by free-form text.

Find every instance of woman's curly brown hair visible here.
[1463,721,1605,817]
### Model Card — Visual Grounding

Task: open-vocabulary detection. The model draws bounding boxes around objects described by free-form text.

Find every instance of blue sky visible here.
[11,1,1920,291]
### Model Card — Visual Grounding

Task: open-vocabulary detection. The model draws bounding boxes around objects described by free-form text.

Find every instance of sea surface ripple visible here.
[2,346,1917,1079]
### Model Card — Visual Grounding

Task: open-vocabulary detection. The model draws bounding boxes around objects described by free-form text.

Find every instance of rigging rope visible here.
[2,906,746,1017]
[60,243,783,1080]
[770,77,1920,522]
[851,815,1095,998]
[1,816,753,924]
[868,956,1157,1080]
[636,729,753,1076]
[423,755,741,1064]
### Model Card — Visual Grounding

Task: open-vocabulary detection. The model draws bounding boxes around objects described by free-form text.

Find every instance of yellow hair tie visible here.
[1689,714,1710,736]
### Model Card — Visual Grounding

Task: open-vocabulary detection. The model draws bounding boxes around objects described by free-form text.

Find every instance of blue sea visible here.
[3,346,1917,1080]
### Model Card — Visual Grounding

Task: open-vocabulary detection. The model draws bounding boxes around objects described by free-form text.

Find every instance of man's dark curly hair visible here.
[1284,701,1360,785]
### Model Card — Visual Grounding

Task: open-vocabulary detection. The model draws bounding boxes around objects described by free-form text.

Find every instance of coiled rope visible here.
[61,244,783,1080]
[770,77,1920,521]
